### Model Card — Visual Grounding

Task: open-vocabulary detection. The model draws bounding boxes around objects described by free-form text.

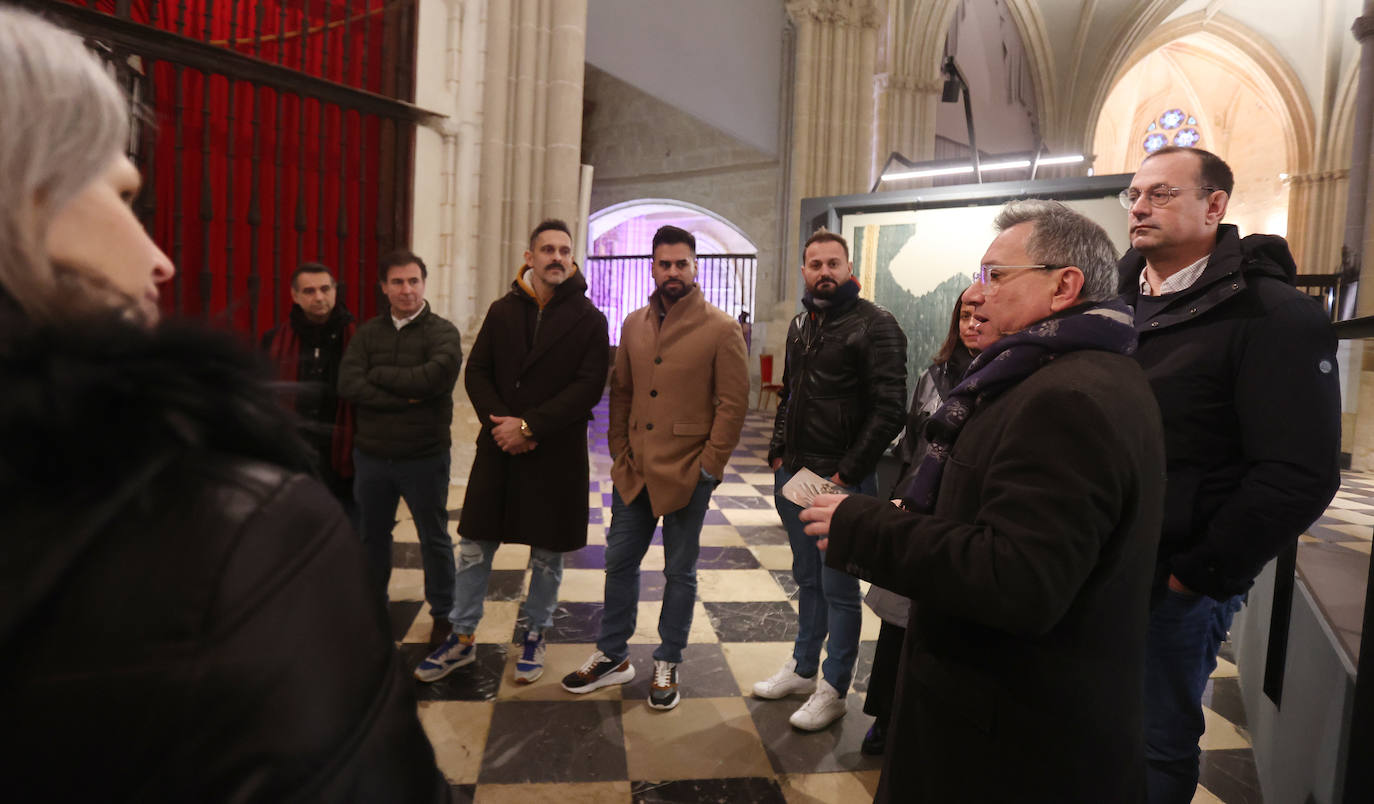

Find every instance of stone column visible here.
[782,0,883,286]
[476,0,587,309]
[871,72,944,190]
[1287,170,1350,277]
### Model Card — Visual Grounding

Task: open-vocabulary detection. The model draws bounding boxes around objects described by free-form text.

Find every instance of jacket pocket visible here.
[672,421,711,436]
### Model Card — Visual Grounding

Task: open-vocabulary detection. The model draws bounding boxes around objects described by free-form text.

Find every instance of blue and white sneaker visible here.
[414,632,475,682]
[513,629,546,684]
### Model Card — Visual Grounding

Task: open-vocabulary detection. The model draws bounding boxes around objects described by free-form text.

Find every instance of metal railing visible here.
[584,254,757,345]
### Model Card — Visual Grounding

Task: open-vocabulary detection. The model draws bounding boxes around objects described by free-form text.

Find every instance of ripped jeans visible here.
[447,538,564,635]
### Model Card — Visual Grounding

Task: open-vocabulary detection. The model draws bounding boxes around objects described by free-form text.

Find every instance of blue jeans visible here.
[353,448,456,618]
[597,480,717,664]
[1144,589,1244,804]
[448,538,564,634]
[775,465,875,695]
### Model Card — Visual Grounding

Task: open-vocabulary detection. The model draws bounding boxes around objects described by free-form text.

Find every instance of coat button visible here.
[1150,321,1160,327]
[1189,308,1197,314]
[650,389,658,397]
[646,423,654,430]
[654,356,662,364]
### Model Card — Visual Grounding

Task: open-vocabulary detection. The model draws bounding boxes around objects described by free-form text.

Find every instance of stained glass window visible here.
[1142,109,1200,152]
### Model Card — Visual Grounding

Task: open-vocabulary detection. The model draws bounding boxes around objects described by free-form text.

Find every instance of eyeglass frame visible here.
[1118,184,1223,209]
[969,264,1066,290]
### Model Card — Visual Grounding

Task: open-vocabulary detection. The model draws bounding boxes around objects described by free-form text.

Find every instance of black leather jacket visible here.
[768,291,908,482]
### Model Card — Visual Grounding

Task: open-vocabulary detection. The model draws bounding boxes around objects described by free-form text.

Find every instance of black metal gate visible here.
[24,0,444,336]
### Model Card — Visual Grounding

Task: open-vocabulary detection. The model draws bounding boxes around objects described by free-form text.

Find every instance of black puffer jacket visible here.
[1119,224,1341,600]
[768,283,908,483]
[0,312,446,802]
[338,303,463,459]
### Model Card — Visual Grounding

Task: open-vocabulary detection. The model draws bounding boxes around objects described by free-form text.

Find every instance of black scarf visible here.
[897,298,1138,512]
[801,277,861,311]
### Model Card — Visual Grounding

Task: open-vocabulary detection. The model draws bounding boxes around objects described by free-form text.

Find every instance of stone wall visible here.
[581,64,787,362]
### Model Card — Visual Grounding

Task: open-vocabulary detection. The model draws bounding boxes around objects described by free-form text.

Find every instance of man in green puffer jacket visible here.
[339,250,463,644]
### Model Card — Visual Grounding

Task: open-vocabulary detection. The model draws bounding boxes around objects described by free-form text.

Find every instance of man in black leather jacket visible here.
[753,229,907,732]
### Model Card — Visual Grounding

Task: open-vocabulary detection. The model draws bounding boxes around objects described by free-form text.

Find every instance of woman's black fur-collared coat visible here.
[0,310,445,802]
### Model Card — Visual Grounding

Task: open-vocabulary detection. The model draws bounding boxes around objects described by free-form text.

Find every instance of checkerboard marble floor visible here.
[385,397,1261,803]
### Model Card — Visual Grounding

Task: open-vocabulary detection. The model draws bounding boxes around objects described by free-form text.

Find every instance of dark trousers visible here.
[353,448,455,618]
[1144,590,1244,803]
[862,619,906,723]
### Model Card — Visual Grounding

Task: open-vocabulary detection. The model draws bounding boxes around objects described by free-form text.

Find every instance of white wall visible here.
[585,0,785,155]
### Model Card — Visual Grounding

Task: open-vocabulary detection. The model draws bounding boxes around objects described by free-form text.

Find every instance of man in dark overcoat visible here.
[261,262,356,509]
[802,200,1166,803]
[414,219,609,685]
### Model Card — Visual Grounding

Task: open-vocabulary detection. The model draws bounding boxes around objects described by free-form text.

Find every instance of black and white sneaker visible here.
[561,650,635,693]
[648,660,680,710]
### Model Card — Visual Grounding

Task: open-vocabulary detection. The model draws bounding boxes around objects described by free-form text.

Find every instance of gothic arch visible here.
[1085,11,1316,174]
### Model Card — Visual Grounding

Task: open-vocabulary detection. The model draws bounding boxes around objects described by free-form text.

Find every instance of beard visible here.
[809,277,839,298]
[659,279,689,300]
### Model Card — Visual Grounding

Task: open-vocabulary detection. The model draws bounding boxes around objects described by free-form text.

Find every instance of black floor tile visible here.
[401,642,506,702]
[479,700,628,784]
[631,776,787,803]
[746,694,881,775]
[622,643,742,700]
[704,601,800,642]
[769,570,799,601]
[695,545,762,570]
[1203,676,1247,730]
[563,544,607,570]
[638,570,667,601]
[1198,748,1262,804]
[448,784,475,803]
[447,508,462,522]
[388,600,424,642]
[534,600,605,643]
[738,525,790,545]
[484,569,527,602]
[713,496,776,509]
[851,639,877,694]
[392,542,425,569]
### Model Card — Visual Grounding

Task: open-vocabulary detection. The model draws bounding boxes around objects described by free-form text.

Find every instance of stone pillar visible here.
[871,72,943,190]
[1287,170,1350,277]
[476,0,587,310]
[783,0,883,285]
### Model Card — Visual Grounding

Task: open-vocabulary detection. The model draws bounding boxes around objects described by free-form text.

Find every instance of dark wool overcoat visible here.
[0,312,445,802]
[826,349,1166,804]
[458,267,610,552]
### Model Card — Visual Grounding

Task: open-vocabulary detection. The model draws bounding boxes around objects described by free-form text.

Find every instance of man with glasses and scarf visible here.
[802,200,1166,803]
[1117,146,1340,803]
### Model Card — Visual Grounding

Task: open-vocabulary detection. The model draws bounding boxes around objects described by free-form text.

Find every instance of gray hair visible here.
[993,199,1119,303]
[0,8,131,321]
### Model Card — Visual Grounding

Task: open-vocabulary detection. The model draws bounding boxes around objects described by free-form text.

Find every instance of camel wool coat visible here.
[609,285,749,517]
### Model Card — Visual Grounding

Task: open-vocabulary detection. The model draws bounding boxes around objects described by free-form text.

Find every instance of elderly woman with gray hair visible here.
[0,10,444,801]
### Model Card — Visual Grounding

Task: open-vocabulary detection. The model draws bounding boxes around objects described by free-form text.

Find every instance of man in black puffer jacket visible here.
[1117,146,1340,804]
[339,250,464,646]
[754,229,907,732]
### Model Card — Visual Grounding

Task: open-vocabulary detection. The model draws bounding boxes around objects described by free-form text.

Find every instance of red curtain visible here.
[69,0,397,335]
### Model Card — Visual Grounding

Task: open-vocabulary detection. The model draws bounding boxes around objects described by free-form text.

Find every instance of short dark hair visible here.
[379,249,426,282]
[1144,146,1235,196]
[290,262,333,289]
[803,229,849,261]
[652,225,695,255]
[529,218,572,249]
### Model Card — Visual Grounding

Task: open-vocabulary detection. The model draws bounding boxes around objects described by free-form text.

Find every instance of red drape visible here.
[69,0,397,335]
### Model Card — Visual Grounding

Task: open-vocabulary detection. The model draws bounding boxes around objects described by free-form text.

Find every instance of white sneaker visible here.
[789,678,847,731]
[752,658,818,699]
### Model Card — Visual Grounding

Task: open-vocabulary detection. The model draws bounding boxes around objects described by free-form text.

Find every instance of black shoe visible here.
[861,720,887,756]
[561,650,635,693]
[648,660,680,710]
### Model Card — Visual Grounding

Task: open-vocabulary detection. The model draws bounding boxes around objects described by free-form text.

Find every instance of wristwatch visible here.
[519,419,534,439]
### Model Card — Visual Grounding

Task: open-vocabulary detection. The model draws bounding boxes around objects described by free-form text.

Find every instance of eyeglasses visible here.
[1118,184,1222,209]
[970,264,1063,293]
